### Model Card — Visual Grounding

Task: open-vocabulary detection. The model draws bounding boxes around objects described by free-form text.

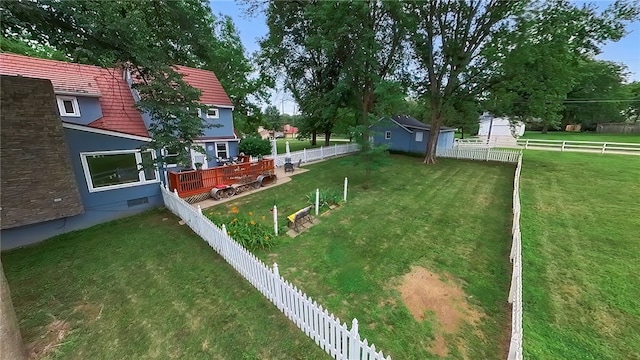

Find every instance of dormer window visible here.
[56,96,80,117]
[206,107,219,119]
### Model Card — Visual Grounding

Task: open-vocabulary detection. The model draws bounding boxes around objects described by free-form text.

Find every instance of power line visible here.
[563,99,640,103]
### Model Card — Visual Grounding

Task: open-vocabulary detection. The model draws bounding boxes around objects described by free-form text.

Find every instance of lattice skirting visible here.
[183,192,211,204]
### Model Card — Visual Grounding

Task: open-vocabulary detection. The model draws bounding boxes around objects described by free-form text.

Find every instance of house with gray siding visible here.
[0,53,237,249]
[371,115,456,154]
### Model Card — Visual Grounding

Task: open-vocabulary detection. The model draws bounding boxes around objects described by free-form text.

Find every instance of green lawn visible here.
[521,131,640,143]
[519,151,640,359]
[1,210,327,359]
[207,155,514,359]
[275,138,350,154]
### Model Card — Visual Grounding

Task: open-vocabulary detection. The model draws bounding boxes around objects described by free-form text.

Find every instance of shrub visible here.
[239,136,272,156]
[306,189,342,211]
[206,207,275,250]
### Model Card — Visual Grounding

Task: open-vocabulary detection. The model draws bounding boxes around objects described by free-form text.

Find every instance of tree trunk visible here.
[324,131,331,146]
[424,107,442,164]
[541,124,549,134]
[461,126,464,139]
[361,90,373,189]
[1,262,26,360]
[311,130,317,146]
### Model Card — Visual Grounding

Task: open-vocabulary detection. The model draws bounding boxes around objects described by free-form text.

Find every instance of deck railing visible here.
[168,158,275,198]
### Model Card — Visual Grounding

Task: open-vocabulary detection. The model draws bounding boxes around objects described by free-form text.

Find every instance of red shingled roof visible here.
[175,65,233,107]
[0,53,101,96]
[0,54,234,137]
[0,53,149,137]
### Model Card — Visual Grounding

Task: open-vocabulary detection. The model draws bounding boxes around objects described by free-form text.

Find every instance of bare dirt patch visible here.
[398,266,484,358]
[74,302,102,322]
[26,319,70,359]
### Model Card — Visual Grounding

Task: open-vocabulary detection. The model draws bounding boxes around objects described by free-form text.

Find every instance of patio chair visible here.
[284,157,294,173]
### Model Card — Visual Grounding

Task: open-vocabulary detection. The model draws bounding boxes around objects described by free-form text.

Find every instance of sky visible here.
[210,0,640,115]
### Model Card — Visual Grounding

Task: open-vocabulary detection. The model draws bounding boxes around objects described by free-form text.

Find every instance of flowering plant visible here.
[206,207,275,250]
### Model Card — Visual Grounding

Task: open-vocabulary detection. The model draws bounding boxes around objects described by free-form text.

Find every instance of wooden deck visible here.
[168,159,275,198]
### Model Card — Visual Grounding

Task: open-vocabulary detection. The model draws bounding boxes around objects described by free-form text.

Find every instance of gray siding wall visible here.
[201,108,234,138]
[138,107,235,140]
[372,125,456,154]
[1,128,162,250]
[60,96,103,125]
[371,126,413,152]
[437,131,455,150]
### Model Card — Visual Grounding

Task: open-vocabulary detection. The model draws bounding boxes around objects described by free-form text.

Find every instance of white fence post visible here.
[221,224,227,235]
[315,188,320,216]
[273,205,278,236]
[197,205,202,215]
[273,263,283,310]
[561,141,566,152]
[485,147,490,161]
[335,143,338,156]
[320,146,324,159]
[304,148,308,163]
[272,139,278,158]
[601,143,607,154]
[343,177,348,202]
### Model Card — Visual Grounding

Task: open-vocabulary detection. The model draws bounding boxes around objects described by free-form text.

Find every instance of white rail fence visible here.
[456,138,640,155]
[516,138,640,155]
[161,185,391,360]
[508,155,523,360]
[437,146,522,163]
[269,143,360,167]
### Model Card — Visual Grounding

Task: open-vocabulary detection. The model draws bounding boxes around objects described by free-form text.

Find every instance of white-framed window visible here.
[206,107,219,119]
[415,131,424,142]
[56,96,81,117]
[385,131,391,140]
[80,150,159,193]
[162,147,180,168]
[215,142,229,159]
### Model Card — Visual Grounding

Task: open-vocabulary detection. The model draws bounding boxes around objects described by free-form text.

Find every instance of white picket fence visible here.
[437,146,522,163]
[269,143,360,167]
[160,184,391,360]
[507,155,523,360]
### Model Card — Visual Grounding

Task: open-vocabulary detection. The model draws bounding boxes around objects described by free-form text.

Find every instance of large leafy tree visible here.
[259,1,352,146]
[1,0,265,166]
[262,105,282,135]
[622,81,640,121]
[407,0,528,163]
[259,1,408,147]
[562,59,629,129]
[407,0,639,162]
[488,0,639,133]
[206,13,271,135]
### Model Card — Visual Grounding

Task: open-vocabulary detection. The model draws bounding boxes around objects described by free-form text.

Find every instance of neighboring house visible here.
[257,126,271,140]
[0,53,236,249]
[478,112,525,139]
[370,115,456,154]
[283,124,298,139]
